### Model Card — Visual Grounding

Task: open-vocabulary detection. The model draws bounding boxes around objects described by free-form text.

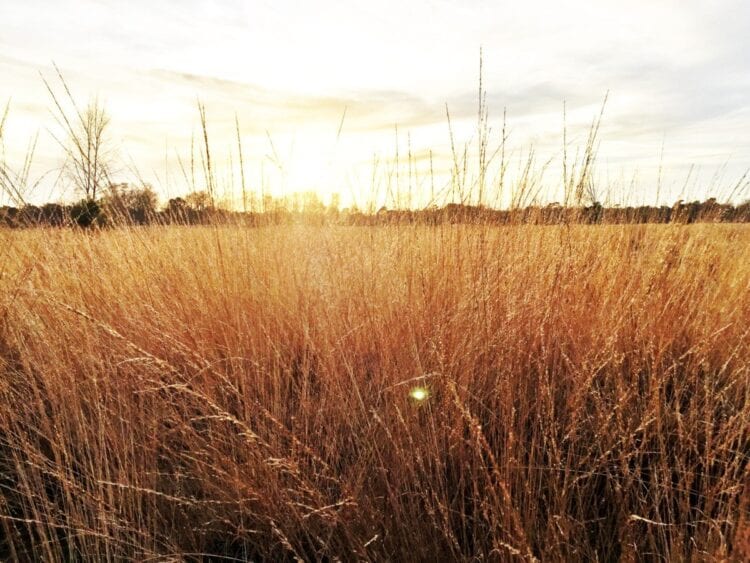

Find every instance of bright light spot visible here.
[409,387,429,401]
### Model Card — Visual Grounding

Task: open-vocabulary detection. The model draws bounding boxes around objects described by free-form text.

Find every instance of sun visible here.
[271,129,343,204]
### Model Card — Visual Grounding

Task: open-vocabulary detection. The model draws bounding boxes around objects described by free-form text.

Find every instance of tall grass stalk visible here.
[1,223,749,560]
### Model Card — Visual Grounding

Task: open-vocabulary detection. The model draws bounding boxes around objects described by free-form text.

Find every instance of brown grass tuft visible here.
[1,223,749,561]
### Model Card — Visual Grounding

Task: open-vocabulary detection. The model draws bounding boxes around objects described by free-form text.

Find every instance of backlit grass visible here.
[1,223,749,560]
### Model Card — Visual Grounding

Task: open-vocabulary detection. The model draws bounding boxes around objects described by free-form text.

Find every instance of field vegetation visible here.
[1,222,749,560]
[2,62,750,561]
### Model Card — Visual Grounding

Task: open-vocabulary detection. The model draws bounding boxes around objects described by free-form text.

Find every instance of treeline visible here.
[369,199,750,225]
[2,184,750,228]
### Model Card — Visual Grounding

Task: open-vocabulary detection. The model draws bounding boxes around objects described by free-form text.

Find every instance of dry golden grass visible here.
[1,223,749,561]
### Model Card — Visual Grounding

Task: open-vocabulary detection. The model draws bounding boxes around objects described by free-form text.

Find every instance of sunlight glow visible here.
[409,387,429,402]
[1,1,749,207]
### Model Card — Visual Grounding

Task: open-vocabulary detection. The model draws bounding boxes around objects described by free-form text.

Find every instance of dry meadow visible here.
[1,223,749,561]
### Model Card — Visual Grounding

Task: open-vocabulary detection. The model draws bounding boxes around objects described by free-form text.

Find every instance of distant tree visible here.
[262,194,274,213]
[301,191,325,214]
[735,200,750,222]
[102,183,158,224]
[185,191,212,212]
[42,66,114,231]
[164,197,201,224]
[287,192,301,213]
[128,184,158,224]
[71,199,105,228]
[165,197,187,215]
[585,201,604,224]
[40,203,68,226]
[43,68,112,202]
[0,206,19,227]
[329,192,341,213]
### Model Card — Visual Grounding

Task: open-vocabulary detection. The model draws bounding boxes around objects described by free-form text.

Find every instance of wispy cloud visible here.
[1,0,749,204]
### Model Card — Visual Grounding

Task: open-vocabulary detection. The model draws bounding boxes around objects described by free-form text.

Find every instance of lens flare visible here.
[409,387,429,401]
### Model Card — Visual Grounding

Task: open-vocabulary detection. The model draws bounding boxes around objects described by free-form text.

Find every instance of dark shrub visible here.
[70,199,105,228]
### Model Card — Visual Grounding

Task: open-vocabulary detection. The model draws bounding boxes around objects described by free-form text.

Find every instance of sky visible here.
[1,0,749,208]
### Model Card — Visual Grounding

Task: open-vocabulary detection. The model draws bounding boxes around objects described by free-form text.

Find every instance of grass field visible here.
[1,223,750,561]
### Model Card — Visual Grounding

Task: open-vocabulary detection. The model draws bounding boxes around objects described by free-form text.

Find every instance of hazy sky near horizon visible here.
[1,0,749,207]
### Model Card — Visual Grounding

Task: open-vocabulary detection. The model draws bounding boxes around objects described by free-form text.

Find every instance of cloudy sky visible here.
[1,0,749,207]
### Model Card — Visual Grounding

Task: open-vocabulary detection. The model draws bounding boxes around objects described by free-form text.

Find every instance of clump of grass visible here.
[1,222,749,560]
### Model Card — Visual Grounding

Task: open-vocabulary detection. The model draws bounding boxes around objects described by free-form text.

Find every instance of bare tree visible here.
[42,65,112,202]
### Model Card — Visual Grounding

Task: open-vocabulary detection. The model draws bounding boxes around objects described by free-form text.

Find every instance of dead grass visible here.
[1,223,749,561]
